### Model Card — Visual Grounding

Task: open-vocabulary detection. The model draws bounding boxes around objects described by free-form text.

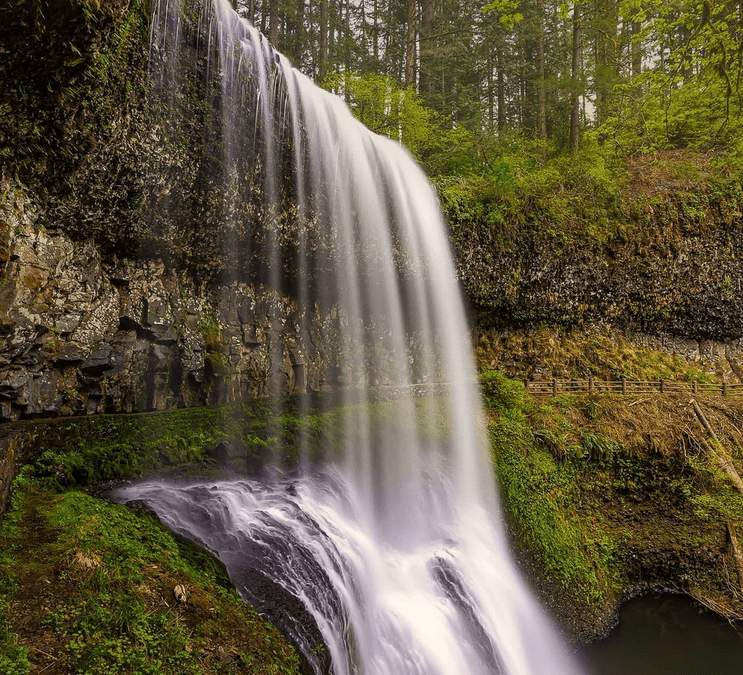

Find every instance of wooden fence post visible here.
[588,376,594,395]
[660,379,664,393]
[723,381,728,396]
[552,379,557,397]
[693,381,698,395]
[621,378,627,395]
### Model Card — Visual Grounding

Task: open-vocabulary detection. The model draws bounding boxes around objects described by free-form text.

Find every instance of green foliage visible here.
[21,395,458,491]
[321,72,435,160]
[579,430,623,464]
[601,0,743,155]
[0,596,30,675]
[482,0,524,27]
[480,369,525,412]
[434,135,633,257]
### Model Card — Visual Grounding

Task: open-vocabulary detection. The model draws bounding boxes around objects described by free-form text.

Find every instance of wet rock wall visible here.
[0,179,342,421]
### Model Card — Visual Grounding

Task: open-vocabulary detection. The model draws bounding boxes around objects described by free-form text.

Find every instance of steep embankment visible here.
[482,372,743,642]
[0,485,305,675]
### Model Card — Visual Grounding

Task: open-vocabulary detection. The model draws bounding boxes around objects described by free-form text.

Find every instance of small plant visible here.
[198,314,223,353]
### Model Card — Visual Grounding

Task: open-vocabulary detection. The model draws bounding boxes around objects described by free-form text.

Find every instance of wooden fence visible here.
[525,378,743,397]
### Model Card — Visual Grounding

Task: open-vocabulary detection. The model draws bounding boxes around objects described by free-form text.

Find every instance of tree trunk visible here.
[419,0,435,94]
[269,0,279,46]
[344,0,351,102]
[521,34,535,134]
[487,48,495,132]
[536,0,546,138]
[632,21,642,75]
[373,0,379,63]
[319,0,328,80]
[292,0,304,65]
[497,44,506,134]
[570,2,581,152]
[405,0,417,87]
[595,0,619,126]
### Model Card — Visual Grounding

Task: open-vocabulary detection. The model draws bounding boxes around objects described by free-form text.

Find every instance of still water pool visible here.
[579,594,743,675]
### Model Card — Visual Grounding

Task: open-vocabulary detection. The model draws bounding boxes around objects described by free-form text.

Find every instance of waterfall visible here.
[112,2,585,673]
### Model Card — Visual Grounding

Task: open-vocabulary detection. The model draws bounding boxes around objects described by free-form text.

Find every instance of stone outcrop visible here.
[448,183,743,343]
[0,178,342,421]
[0,429,24,514]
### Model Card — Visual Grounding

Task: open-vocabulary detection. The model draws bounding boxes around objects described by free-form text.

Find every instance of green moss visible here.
[483,371,620,613]
[477,326,729,383]
[199,314,224,353]
[0,480,302,674]
[26,401,291,486]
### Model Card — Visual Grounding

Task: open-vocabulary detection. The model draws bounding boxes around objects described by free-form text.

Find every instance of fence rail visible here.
[525,378,743,397]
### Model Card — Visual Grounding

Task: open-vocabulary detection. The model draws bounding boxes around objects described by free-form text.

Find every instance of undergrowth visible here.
[0,477,302,674]
[481,371,621,614]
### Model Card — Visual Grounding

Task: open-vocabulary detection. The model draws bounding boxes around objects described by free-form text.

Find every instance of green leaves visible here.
[482,0,524,28]
[321,71,434,160]
[601,0,743,154]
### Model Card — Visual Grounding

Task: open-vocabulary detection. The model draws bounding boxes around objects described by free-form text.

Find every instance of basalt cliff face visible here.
[1,0,346,423]
[446,170,743,344]
[1,184,339,419]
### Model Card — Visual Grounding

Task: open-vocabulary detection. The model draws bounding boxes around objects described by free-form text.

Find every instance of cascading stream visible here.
[116,2,587,673]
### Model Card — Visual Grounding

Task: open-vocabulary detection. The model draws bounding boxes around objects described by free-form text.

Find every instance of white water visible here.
[116,2,586,673]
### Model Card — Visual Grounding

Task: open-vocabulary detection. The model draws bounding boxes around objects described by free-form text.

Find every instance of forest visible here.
[230,0,743,168]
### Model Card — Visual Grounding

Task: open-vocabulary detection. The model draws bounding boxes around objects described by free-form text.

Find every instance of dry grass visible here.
[533,393,743,462]
[477,326,735,384]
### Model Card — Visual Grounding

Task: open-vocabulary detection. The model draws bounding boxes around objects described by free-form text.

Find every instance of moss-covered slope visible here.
[0,483,304,674]
[0,398,338,674]
[482,371,743,641]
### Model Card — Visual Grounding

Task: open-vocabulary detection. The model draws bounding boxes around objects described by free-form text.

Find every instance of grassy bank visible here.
[0,398,329,675]
[482,369,743,640]
[0,480,303,674]
[15,395,456,492]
